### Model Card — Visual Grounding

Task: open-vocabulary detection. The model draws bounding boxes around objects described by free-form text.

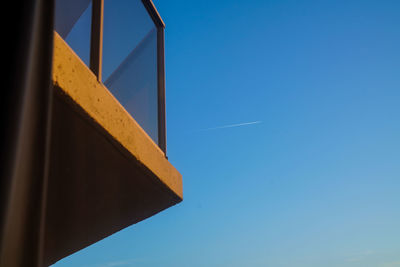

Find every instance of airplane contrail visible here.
[199,120,262,131]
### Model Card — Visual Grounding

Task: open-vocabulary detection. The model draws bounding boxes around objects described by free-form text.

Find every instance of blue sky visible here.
[54,0,400,266]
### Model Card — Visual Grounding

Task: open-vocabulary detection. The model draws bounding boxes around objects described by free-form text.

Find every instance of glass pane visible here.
[103,0,159,144]
[55,0,92,67]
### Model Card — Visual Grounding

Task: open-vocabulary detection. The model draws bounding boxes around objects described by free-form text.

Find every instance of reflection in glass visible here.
[105,28,158,144]
[55,0,92,67]
[103,0,156,81]
[103,0,159,144]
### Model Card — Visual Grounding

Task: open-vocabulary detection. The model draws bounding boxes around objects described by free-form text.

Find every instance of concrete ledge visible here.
[52,32,182,199]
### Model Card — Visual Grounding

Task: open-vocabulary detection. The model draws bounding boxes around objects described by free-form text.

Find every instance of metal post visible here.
[90,0,104,81]
[157,27,167,154]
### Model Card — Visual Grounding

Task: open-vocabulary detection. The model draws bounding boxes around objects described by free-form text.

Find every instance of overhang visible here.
[44,32,182,265]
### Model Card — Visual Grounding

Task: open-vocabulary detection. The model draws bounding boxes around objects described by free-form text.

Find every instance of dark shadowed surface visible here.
[44,90,181,266]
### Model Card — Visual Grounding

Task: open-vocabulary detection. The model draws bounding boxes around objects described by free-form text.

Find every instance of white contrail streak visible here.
[200,121,262,131]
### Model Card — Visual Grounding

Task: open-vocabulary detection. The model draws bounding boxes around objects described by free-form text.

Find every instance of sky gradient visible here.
[54,0,400,266]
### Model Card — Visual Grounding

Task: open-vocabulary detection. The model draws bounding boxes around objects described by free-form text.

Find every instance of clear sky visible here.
[54,0,400,266]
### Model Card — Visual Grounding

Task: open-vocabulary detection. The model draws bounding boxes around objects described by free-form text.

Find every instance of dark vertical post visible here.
[0,0,54,266]
[157,27,167,154]
[90,0,104,81]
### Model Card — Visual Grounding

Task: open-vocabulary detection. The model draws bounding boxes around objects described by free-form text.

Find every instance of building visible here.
[0,0,182,266]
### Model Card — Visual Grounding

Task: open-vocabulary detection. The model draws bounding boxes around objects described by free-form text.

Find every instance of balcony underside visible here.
[44,33,182,266]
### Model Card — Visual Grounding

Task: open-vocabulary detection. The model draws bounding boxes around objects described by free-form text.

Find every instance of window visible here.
[54,0,166,153]
[55,0,92,67]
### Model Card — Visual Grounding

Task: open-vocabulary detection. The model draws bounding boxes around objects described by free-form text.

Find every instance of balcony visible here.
[44,0,182,265]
